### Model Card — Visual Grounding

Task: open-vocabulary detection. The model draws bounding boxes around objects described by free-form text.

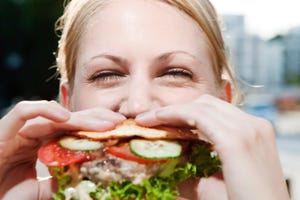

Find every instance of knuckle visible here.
[194,97,214,110]
[255,117,276,140]
[198,94,214,102]
[241,117,275,150]
[8,101,31,123]
[11,100,52,120]
[12,101,30,115]
[49,100,59,106]
[39,100,52,106]
[220,117,275,154]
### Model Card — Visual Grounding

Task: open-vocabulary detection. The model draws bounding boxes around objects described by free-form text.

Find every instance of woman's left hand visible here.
[136,94,290,200]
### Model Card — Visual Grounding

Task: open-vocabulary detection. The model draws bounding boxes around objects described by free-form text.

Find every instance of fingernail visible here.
[81,119,115,131]
[135,112,147,121]
[135,112,155,124]
[115,114,127,121]
[97,120,115,131]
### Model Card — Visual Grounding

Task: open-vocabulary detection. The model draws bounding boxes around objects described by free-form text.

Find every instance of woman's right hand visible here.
[0,100,125,200]
[136,94,290,200]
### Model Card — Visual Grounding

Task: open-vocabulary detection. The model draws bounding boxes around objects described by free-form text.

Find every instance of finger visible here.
[136,105,209,143]
[0,101,70,140]
[177,178,199,199]
[152,103,239,144]
[136,102,210,129]
[197,171,228,200]
[67,107,126,130]
[135,109,163,126]
[146,97,275,163]
[136,95,241,143]
[37,177,56,199]
[19,107,126,139]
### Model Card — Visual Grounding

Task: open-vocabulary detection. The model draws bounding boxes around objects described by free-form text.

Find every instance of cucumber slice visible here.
[129,139,182,159]
[59,136,103,151]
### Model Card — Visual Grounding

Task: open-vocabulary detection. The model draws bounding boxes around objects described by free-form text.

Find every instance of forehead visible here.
[76,0,210,66]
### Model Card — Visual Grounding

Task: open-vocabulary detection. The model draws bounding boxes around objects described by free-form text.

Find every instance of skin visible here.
[0,0,289,199]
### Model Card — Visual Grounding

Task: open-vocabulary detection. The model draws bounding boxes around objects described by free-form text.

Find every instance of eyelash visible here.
[88,68,193,84]
[161,68,193,79]
[89,70,124,82]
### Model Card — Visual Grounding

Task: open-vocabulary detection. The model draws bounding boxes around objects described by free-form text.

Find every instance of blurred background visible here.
[0,0,300,199]
[0,0,63,115]
[212,1,300,199]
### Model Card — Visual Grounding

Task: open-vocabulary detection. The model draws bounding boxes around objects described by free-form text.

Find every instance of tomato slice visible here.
[38,140,100,167]
[106,142,166,164]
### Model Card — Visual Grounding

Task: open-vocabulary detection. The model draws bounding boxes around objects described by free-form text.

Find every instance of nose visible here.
[118,80,158,118]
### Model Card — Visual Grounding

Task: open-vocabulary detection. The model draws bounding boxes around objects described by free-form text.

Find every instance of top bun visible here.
[70,119,199,140]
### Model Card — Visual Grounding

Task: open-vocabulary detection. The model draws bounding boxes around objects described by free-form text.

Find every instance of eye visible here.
[161,68,193,79]
[88,70,125,83]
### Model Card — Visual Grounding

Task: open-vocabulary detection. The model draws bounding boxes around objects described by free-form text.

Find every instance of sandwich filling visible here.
[38,120,221,200]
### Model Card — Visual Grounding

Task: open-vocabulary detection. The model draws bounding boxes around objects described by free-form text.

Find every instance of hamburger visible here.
[38,119,221,200]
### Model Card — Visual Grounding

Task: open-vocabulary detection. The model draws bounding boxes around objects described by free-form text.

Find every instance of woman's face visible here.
[61,0,223,117]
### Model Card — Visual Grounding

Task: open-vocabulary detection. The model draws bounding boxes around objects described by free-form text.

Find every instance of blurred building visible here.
[222,15,247,82]
[223,15,271,86]
[223,15,300,90]
[265,36,285,87]
[223,16,300,200]
[284,27,300,83]
[223,14,300,134]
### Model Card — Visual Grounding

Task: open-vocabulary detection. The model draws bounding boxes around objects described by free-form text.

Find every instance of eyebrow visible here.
[83,50,200,67]
[85,54,129,67]
[157,50,198,62]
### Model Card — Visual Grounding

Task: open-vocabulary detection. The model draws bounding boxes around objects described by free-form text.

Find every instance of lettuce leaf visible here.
[190,143,221,177]
[50,167,72,200]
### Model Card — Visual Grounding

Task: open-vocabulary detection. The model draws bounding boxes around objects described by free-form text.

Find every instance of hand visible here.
[136,94,290,200]
[0,100,125,200]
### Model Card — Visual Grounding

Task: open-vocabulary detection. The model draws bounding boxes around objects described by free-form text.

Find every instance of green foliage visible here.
[287,74,300,85]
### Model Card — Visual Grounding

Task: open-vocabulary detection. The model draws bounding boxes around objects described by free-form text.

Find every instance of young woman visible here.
[0,0,289,199]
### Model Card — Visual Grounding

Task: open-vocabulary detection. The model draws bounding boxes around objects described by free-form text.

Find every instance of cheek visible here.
[156,87,217,105]
[70,87,121,111]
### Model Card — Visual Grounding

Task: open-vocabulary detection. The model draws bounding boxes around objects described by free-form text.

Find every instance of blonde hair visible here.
[56,0,238,101]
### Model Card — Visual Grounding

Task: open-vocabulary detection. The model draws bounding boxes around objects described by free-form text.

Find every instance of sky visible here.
[210,0,300,39]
